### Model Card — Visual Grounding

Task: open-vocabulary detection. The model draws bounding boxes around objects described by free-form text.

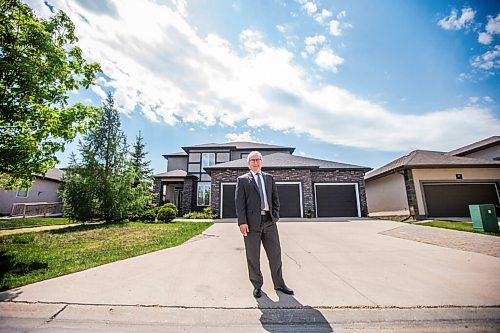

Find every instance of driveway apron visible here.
[1,220,500,308]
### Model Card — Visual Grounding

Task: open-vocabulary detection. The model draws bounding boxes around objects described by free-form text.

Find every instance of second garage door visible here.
[423,182,499,217]
[315,183,360,217]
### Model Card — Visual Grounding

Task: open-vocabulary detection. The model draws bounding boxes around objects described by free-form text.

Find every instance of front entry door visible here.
[173,188,183,211]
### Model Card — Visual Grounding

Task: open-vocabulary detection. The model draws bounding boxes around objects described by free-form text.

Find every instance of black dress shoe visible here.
[253,288,262,298]
[275,286,294,295]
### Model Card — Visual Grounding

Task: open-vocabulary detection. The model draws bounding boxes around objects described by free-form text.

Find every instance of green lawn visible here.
[0,217,75,229]
[0,221,213,291]
[419,220,500,237]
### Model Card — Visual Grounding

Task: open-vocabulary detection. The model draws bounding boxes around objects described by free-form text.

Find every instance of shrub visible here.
[183,207,215,219]
[157,203,177,223]
[141,208,157,222]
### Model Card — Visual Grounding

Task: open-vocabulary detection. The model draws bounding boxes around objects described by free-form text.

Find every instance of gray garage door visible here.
[423,183,499,217]
[315,184,359,217]
[221,183,302,218]
[277,183,302,218]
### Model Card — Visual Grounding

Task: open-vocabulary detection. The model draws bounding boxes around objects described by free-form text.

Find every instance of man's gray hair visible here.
[247,151,263,162]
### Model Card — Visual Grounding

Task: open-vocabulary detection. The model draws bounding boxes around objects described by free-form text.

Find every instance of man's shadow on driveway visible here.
[256,292,333,332]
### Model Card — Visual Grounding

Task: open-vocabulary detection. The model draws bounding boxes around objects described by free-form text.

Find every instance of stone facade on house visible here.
[365,136,500,219]
[155,142,372,219]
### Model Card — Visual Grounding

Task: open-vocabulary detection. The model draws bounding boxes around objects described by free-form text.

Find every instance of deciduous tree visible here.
[0,0,101,189]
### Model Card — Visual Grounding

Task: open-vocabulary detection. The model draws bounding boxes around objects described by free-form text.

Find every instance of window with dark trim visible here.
[197,182,211,206]
[16,189,28,198]
[202,153,215,168]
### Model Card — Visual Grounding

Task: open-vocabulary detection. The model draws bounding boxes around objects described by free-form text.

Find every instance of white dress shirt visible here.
[250,170,269,211]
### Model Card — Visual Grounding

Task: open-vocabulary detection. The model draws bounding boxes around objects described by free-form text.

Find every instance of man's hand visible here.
[239,224,249,236]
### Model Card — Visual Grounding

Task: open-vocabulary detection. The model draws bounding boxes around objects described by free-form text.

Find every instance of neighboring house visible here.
[154,142,372,218]
[0,168,64,216]
[365,136,500,219]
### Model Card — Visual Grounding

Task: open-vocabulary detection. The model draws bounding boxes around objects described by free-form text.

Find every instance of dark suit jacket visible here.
[235,171,280,228]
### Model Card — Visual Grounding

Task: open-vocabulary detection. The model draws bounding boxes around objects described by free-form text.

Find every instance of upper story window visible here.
[189,153,201,162]
[202,153,215,168]
[241,153,249,160]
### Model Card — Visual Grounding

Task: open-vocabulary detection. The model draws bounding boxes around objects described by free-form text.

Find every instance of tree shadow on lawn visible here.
[45,220,127,235]
[0,250,48,293]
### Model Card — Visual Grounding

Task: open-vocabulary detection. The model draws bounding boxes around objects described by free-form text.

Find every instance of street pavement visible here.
[1,219,499,332]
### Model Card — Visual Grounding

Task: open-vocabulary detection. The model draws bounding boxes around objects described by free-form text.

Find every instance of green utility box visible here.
[469,204,499,233]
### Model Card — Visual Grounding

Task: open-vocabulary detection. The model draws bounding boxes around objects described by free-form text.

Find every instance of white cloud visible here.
[438,7,475,31]
[329,20,341,36]
[486,14,500,34]
[478,14,500,45]
[225,131,256,142]
[29,0,499,153]
[314,9,332,24]
[468,96,480,105]
[471,45,500,70]
[483,96,494,103]
[303,1,317,15]
[478,32,493,45]
[305,35,326,45]
[337,10,346,19]
[276,24,285,33]
[304,35,326,54]
[315,48,344,72]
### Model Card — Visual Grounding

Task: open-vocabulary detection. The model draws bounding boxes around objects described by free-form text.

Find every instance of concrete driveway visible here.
[1,219,500,331]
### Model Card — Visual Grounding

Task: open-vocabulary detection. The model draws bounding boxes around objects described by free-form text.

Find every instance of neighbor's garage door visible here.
[423,183,499,217]
[315,184,360,217]
[221,183,302,218]
[277,183,302,218]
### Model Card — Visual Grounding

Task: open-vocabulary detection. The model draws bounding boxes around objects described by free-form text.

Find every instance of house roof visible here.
[154,169,197,179]
[365,150,500,181]
[41,168,64,181]
[446,136,500,156]
[181,141,295,153]
[163,151,188,158]
[204,152,371,173]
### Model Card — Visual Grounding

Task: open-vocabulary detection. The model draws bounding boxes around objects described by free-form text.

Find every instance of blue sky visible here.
[27,0,500,173]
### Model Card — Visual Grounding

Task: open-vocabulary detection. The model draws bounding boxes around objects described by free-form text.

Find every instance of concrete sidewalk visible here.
[1,220,500,331]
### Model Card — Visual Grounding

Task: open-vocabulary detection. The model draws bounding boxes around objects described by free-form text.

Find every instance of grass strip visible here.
[419,221,500,237]
[0,217,75,230]
[0,221,213,291]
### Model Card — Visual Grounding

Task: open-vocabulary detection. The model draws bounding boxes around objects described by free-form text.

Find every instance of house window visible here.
[217,152,230,163]
[202,153,215,168]
[189,153,201,162]
[188,163,201,173]
[197,182,211,206]
[16,189,28,198]
[241,153,249,160]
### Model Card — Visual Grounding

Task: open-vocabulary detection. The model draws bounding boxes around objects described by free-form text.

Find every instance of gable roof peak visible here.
[446,136,500,156]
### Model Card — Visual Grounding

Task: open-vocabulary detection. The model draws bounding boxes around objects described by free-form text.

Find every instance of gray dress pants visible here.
[243,213,285,289]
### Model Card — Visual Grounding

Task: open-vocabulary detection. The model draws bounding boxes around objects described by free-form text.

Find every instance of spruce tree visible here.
[61,92,132,222]
[128,131,154,213]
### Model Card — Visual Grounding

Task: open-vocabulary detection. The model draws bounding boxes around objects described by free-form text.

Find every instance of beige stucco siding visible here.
[412,167,500,215]
[0,179,61,215]
[366,172,408,214]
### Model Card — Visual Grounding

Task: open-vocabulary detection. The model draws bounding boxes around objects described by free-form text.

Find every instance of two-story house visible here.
[154,142,372,219]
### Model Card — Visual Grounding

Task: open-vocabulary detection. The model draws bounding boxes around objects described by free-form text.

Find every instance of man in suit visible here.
[235,151,294,298]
